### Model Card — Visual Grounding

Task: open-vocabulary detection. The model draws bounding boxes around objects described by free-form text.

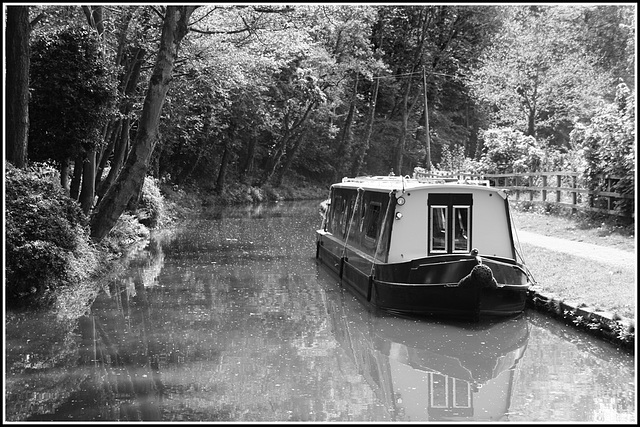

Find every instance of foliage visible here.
[476,128,544,173]
[468,5,611,149]
[569,83,635,218]
[99,213,150,256]
[437,144,482,173]
[18,5,634,243]
[574,5,636,92]
[137,176,168,228]
[364,5,501,174]
[5,163,98,308]
[28,25,119,164]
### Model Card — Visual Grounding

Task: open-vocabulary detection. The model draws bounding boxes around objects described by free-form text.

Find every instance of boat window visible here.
[430,206,448,253]
[430,373,449,408]
[428,193,472,255]
[364,202,381,240]
[342,198,355,237]
[330,195,343,233]
[453,206,470,253]
[453,378,471,408]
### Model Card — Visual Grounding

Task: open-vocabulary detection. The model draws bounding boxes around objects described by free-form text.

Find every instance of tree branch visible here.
[252,5,294,14]
[189,26,251,35]
[29,12,45,30]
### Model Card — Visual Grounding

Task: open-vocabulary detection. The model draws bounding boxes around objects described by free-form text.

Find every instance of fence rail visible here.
[414,170,634,219]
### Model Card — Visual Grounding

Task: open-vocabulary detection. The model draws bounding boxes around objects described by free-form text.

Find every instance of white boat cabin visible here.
[326,176,516,264]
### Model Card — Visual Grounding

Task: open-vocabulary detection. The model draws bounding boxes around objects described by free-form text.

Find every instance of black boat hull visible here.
[316,234,529,321]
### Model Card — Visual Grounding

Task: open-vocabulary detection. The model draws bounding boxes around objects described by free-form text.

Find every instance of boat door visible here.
[428,194,472,255]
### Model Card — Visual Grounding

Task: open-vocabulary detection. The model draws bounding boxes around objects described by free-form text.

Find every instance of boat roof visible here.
[333,175,500,194]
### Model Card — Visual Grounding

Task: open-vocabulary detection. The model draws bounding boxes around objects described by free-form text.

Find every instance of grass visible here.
[508,202,636,319]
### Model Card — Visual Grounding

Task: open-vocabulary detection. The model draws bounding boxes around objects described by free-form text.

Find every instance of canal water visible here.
[5,200,635,422]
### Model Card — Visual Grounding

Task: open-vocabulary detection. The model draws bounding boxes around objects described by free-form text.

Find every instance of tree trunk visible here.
[274,130,307,187]
[91,6,197,241]
[261,134,290,185]
[79,149,96,214]
[95,120,121,188]
[97,117,130,202]
[422,68,431,171]
[261,102,316,185]
[351,77,379,177]
[239,131,257,184]
[60,158,70,193]
[70,153,84,200]
[527,106,536,137]
[394,79,413,175]
[97,48,145,198]
[6,6,30,168]
[333,74,358,181]
[215,141,232,194]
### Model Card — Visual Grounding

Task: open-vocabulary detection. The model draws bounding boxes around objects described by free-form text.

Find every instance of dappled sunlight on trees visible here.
[5,3,636,244]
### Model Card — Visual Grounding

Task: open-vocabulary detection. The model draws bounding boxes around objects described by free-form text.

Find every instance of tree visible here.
[300,5,382,182]
[28,24,119,204]
[477,127,544,174]
[367,5,500,175]
[95,6,154,202]
[576,5,636,92]
[570,83,635,218]
[6,6,31,168]
[469,5,610,149]
[91,6,198,241]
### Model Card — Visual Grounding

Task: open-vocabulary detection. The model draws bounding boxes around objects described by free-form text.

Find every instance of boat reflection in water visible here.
[326,284,530,422]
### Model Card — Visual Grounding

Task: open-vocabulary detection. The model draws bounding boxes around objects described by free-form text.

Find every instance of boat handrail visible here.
[341,175,490,187]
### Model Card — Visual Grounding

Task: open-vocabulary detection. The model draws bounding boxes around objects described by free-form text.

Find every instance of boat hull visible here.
[316,232,529,321]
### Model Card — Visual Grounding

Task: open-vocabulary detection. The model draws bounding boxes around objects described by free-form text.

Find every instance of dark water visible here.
[5,200,636,422]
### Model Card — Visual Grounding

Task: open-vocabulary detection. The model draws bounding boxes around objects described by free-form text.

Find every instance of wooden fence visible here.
[414,170,634,219]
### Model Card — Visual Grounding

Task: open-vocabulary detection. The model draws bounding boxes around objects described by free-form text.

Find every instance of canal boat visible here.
[315,174,533,321]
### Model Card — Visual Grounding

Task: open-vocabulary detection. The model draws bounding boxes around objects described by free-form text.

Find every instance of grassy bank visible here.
[509,202,636,320]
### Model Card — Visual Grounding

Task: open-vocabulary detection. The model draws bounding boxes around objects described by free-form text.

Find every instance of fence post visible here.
[556,174,561,203]
[542,175,547,202]
[529,175,534,201]
[571,175,577,214]
[606,175,612,212]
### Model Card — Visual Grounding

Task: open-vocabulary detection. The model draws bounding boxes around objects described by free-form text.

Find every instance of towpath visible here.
[513,230,636,270]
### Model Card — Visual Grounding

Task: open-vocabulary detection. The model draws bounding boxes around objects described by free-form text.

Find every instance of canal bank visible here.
[526,288,634,352]
[516,230,635,352]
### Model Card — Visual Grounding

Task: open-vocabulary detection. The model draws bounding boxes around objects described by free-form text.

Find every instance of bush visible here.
[100,213,150,256]
[570,83,635,218]
[477,128,544,173]
[137,176,167,228]
[5,163,98,308]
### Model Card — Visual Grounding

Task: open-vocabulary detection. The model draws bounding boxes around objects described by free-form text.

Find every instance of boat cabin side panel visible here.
[325,187,395,262]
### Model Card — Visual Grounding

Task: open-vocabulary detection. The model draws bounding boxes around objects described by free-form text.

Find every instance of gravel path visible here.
[513,230,636,270]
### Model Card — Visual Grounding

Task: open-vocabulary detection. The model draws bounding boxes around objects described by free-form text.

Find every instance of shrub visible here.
[99,212,150,256]
[477,128,544,173]
[570,83,635,218]
[137,176,167,228]
[5,163,97,308]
